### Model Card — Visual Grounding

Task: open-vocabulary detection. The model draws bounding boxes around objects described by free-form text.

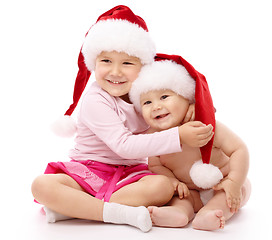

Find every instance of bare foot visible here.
[148,206,189,227]
[192,209,225,230]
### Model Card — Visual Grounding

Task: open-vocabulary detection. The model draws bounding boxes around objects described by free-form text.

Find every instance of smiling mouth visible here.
[107,79,125,84]
[155,113,169,120]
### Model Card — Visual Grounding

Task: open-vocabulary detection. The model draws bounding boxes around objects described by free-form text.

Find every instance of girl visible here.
[31,6,213,232]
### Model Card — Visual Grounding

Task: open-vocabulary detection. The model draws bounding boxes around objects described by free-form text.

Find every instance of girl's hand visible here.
[178,121,214,147]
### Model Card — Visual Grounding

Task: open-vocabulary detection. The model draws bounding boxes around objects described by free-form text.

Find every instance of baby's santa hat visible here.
[51,5,156,137]
[129,53,223,189]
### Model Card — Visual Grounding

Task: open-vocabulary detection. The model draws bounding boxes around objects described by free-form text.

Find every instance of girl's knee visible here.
[146,175,174,201]
[31,174,84,203]
[31,174,64,203]
[31,174,53,200]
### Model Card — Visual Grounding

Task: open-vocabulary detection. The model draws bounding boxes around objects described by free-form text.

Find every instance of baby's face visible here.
[140,89,190,131]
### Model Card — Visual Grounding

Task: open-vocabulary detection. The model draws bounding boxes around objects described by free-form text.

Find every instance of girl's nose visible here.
[110,64,122,77]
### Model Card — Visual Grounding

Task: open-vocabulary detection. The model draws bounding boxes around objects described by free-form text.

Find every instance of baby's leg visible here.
[148,190,202,228]
[148,197,193,227]
[192,180,251,231]
[192,190,227,230]
[240,178,251,208]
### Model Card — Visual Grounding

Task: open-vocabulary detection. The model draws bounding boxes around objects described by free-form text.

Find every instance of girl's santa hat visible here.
[129,53,223,189]
[51,5,156,137]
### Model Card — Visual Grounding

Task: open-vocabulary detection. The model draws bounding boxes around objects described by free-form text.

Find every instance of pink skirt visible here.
[44,160,154,202]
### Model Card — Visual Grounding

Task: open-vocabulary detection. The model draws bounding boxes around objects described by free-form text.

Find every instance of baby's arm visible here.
[213,121,249,212]
[148,156,190,199]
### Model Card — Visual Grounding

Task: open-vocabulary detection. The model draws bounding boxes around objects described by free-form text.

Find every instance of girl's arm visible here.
[81,92,213,159]
[81,93,181,159]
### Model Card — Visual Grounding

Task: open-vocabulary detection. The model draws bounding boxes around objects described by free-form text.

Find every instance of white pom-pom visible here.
[189,160,223,189]
[51,115,77,138]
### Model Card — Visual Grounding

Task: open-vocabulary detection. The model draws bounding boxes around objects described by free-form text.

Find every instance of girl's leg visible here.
[147,190,203,228]
[192,179,251,231]
[32,174,104,221]
[32,174,174,214]
[110,175,174,206]
[31,174,174,232]
[31,174,152,232]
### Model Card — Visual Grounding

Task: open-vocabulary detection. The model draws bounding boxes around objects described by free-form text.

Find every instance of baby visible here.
[129,54,251,231]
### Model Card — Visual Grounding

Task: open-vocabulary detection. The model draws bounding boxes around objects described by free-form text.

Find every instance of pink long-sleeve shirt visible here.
[69,82,182,166]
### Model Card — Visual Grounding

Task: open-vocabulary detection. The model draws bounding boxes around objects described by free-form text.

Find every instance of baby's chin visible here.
[147,118,182,132]
[150,124,180,132]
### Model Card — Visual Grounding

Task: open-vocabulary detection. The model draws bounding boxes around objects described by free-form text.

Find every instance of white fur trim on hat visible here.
[81,19,156,71]
[189,160,223,189]
[129,60,195,112]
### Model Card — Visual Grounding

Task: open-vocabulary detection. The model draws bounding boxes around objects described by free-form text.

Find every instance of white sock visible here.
[43,206,74,223]
[103,202,152,232]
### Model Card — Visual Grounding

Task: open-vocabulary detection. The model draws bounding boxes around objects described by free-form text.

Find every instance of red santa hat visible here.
[129,53,223,189]
[51,5,156,137]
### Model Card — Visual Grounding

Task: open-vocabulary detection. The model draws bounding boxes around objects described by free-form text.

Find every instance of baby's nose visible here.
[152,102,162,111]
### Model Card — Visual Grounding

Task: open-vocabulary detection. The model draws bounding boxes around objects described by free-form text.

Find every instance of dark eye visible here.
[123,61,133,65]
[101,59,111,63]
[143,100,152,105]
[161,95,169,100]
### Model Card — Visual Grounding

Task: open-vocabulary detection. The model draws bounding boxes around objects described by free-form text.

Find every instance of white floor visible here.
[2,197,268,240]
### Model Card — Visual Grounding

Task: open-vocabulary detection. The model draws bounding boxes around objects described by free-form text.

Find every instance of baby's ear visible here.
[189,103,195,109]
[183,104,195,123]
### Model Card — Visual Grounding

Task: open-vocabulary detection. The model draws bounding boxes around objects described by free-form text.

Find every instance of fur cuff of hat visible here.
[51,115,77,138]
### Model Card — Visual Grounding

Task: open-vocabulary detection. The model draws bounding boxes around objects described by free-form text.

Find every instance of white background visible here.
[1,0,271,239]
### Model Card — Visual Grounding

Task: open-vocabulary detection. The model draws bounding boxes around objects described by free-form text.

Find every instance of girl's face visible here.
[140,89,190,131]
[95,51,142,102]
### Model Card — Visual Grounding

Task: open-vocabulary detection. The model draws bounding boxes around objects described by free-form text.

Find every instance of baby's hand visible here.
[213,178,242,213]
[178,121,214,147]
[176,182,190,199]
